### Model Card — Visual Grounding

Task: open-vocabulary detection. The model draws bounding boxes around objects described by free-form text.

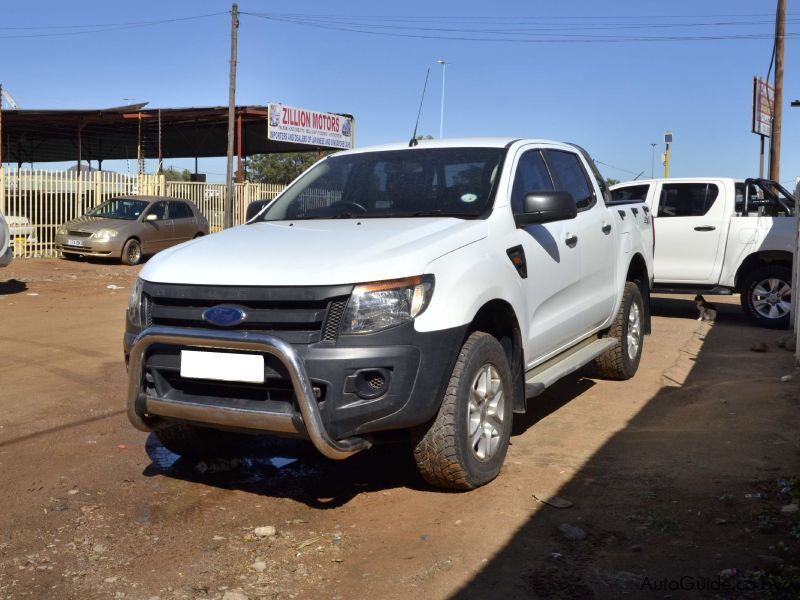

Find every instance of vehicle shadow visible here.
[449,310,800,597]
[0,278,27,295]
[650,294,750,326]
[141,373,596,508]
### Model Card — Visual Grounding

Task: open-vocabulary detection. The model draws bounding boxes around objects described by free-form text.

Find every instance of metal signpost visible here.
[663,131,673,178]
[752,76,774,178]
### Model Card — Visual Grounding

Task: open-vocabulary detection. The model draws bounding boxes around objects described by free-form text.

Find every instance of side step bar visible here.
[524,337,618,398]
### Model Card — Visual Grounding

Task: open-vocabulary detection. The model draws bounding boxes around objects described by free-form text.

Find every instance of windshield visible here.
[257,147,505,221]
[86,198,149,220]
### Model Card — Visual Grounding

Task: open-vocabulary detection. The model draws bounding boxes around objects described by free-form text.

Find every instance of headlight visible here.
[341,275,434,335]
[92,229,119,240]
[127,278,144,327]
[57,227,67,235]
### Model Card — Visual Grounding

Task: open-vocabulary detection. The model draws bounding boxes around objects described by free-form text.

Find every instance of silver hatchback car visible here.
[56,196,209,265]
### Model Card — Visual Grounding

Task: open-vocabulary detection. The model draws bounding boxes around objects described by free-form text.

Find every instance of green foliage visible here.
[606,178,621,186]
[161,167,192,182]
[246,152,331,184]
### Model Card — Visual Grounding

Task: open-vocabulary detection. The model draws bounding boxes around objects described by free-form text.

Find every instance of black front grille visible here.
[67,230,93,238]
[142,282,353,345]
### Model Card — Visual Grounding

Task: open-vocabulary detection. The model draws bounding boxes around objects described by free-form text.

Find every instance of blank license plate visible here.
[180,350,265,383]
[66,239,84,247]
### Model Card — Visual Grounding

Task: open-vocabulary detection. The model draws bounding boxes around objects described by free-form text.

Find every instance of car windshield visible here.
[86,198,149,220]
[257,147,505,221]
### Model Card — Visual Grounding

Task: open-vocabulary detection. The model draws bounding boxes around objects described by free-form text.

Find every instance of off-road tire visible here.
[121,238,142,266]
[412,331,513,490]
[155,423,242,459]
[594,282,644,380]
[740,265,792,329]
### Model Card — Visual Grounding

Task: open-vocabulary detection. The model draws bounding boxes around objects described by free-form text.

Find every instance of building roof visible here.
[0,104,354,164]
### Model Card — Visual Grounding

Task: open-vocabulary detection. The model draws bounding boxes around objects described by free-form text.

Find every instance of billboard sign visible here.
[752,77,774,137]
[268,103,354,149]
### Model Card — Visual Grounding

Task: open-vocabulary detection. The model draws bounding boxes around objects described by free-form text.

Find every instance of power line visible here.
[0,12,227,39]
[595,160,644,177]
[243,12,799,43]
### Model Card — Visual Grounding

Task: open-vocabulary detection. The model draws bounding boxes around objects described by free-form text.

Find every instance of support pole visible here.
[759,135,765,178]
[664,143,670,178]
[157,108,162,173]
[224,3,239,229]
[236,110,243,183]
[768,0,785,182]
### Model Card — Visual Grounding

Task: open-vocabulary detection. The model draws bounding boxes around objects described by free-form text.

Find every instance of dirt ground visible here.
[1,258,800,600]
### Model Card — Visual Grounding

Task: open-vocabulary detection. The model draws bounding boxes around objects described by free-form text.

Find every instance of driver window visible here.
[510,150,554,214]
[146,202,168,221]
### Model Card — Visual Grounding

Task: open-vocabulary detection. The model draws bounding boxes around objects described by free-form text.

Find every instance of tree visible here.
[161,167,192,182]
[246,152,331,184]
[606,178,620,186]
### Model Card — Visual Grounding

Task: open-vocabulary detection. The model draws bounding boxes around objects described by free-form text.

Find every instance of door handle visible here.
[565,234,578,247]
[694,226,716,232]
[601,224,612,234]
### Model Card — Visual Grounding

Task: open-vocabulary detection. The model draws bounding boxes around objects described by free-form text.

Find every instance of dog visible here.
[694,294,718,322]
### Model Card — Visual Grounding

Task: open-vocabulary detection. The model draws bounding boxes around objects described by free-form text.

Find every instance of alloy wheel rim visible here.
[467,364,504,461]
[752,278,792,320]
[129,244,140,263]
[627,302,641,361]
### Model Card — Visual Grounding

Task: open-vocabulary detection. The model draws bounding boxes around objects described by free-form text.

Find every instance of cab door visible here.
[507,147,584,362]
[543,149,616,332]
[652,182,725,283]
[139,201,172,253]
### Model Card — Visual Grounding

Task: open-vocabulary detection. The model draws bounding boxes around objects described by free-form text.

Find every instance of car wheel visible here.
[412,331,513,490]
[155,423,242,459]
[594,281,644,380]
[740,265,792,329]
[121,239,142,265]
[193,233,204,239]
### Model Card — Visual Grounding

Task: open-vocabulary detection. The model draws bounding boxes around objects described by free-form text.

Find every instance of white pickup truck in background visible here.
[0,209,12,267]
[611,178,796,328]
[125,138,654,489]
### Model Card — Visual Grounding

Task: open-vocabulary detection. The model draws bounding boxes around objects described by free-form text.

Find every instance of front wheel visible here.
[594,281,645,380]
[121,238,142,265]
[740,265,792,329]
[412,331,513,490]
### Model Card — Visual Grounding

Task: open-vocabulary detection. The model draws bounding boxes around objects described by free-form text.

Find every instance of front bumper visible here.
[125,322,466,459]
[55,233,122,257]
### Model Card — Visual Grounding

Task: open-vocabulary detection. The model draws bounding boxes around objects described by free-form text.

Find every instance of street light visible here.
[650,143,657,179]
[436,59,448,139]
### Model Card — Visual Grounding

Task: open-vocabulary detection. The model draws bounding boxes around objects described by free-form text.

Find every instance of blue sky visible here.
[1,0,797,186]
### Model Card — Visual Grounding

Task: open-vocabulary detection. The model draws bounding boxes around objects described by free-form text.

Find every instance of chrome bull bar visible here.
[126,326,371,460]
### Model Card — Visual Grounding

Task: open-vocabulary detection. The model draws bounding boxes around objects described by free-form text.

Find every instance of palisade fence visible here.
[0,168,286,258]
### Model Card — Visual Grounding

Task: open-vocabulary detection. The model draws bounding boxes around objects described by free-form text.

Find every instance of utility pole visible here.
[224,3,239,230]
[768,0,785,182]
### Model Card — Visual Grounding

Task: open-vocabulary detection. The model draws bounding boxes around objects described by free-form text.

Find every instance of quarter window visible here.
[544,150,594,210]
[658,184,719,217]
[510,150,554,214]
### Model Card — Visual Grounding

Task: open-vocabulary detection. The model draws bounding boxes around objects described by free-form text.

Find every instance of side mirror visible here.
[514,191,577,226]
[145,213,158,222]
[246,199,270,221]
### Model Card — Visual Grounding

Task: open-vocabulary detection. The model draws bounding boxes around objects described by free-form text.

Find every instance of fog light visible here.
[354,369,391,399]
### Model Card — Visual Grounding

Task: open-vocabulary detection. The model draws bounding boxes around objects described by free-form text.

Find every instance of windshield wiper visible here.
[409,210,481,218]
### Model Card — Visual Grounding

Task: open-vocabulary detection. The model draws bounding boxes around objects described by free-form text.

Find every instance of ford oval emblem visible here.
[202,304,247,327]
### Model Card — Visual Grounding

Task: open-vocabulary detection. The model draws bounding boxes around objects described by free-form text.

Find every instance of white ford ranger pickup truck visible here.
[125,138,654,489]
[611,178,795,328]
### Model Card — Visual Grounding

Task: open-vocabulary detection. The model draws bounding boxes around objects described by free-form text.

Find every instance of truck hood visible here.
[140,218,488,286]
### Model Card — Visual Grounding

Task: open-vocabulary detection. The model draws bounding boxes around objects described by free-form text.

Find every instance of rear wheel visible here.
[594,282,644,380]
[121,238,142,265]
[412,331,513,490]
[740,265,792,329]
[155,423,242,459]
